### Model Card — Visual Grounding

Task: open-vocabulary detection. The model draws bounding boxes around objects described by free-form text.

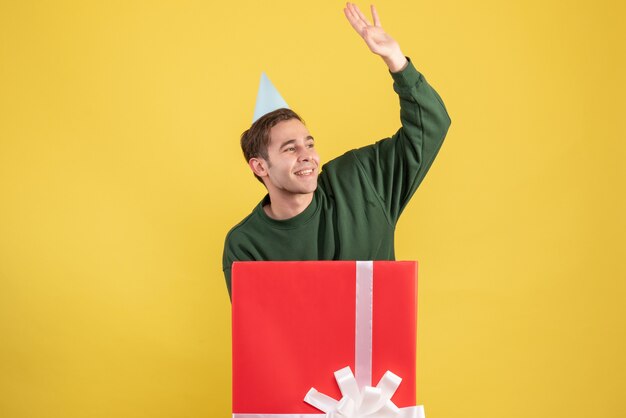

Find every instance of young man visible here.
[223,3,451,297]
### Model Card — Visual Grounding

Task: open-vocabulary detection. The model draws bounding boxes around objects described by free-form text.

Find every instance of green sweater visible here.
[223,58,451,297]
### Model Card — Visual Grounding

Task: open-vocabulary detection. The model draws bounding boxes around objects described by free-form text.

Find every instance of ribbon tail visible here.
[304,388,339,413]
[397,405,426,418]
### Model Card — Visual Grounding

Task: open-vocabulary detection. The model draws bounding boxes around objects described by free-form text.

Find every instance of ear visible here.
[249,157,269,178]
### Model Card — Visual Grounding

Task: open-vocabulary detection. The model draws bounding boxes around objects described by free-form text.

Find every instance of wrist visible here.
[383,52,408,73]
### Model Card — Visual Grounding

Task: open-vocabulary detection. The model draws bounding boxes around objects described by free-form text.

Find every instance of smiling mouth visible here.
[294,169,315,176]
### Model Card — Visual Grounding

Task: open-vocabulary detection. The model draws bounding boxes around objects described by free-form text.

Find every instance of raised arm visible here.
[343,3,451,223]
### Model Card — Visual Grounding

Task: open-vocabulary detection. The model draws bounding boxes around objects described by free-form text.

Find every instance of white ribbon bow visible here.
[304,366,406,418]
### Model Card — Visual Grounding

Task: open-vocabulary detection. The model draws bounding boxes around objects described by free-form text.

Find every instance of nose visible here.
[298,148,313,162]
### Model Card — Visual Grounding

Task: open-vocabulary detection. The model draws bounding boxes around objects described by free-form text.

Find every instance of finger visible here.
[344,4,366,33]
[343,8,359,33]
[351,3,372,27]
[371,4,381,27]
[346,3,364,26]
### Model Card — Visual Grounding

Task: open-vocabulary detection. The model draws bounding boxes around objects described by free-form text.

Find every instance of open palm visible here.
[343,3,402,59]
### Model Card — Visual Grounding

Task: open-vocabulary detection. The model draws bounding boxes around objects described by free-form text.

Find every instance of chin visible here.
[294,184,318,195]
[301,178,319,193]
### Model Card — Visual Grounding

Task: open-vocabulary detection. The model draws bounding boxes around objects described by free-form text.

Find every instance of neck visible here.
[263,192,314,220]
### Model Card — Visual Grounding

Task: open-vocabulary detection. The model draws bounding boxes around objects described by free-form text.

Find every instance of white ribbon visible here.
[304,366,423,418]
[355,261,374,389]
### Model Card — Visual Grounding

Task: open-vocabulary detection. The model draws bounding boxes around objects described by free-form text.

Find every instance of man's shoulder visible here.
[224,202,264,245]
[320,148,361,175]
[322,139,389,170]
[320,143,382,185]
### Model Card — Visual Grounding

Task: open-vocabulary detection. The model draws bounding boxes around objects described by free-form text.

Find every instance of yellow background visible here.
[1,0,624,417]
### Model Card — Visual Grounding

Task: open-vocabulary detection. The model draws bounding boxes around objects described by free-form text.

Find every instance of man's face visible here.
[260,118,320,198]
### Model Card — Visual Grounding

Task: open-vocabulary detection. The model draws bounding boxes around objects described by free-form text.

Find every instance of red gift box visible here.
[232,261,420,416]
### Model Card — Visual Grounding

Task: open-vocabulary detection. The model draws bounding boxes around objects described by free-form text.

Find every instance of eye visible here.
[307,143,315,149]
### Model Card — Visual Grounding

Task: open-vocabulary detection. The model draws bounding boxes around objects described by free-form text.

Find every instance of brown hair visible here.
[240,108,304,183]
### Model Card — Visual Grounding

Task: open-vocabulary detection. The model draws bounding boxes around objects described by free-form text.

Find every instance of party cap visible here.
[252,73,289,123]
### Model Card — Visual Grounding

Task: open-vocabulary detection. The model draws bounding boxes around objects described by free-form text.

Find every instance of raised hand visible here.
[343,3,407,72]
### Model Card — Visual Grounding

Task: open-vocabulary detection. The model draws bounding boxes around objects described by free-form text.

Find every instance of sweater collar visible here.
[256,191,320,229]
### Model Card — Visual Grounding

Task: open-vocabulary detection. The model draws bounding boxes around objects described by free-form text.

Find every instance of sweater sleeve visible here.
[351,57,451,224]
